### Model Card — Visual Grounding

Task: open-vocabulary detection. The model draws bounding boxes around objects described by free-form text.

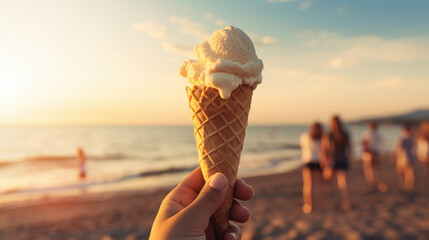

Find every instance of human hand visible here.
[149,167,254,240]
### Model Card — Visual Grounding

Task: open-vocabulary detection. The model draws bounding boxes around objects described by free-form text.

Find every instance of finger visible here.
[224,223,242,240]
[204,219,216,240]
[234,179,254,201]
[230,200,251,223]
[168,167,204,208]
[183,173,228,223]
[176,166,205,193]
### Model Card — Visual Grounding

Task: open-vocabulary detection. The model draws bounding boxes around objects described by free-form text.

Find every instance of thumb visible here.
[184,173,228,222]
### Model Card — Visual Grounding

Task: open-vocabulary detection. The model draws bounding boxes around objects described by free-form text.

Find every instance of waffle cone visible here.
[186,85,253,237]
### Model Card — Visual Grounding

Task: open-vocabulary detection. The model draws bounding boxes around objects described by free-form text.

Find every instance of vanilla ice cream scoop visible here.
[180,26,263,99]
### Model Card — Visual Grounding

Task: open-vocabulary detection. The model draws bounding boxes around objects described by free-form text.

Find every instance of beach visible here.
[1,156,428,240]
[3,1,429,239]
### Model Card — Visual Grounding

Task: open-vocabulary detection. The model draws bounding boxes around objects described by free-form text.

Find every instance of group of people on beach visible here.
[300,116,429,213]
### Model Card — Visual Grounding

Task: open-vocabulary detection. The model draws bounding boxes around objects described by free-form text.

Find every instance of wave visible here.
[139,166,196,177]
[0,161,13,167]
[245,142,300,153]
[240,154,300,170]
[1,166,197,195]
[0,153,130,166]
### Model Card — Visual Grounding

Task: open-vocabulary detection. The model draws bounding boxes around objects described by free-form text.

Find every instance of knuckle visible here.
[203,189,220,204]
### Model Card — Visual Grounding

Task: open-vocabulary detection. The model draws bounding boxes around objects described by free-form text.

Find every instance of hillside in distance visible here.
[353,109,429,124]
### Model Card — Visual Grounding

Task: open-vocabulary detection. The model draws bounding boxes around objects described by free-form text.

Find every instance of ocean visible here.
[0,124,402,206]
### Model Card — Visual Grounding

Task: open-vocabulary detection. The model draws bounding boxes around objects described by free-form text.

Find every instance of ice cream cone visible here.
[186,84,253,236]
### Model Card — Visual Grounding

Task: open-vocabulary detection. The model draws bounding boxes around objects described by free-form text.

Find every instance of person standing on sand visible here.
[300,122,327,213]
[392,125,416,192]
[76,147,87,179]
[325,115,351,211]
[417,121,429,181]
[361,122,385,191]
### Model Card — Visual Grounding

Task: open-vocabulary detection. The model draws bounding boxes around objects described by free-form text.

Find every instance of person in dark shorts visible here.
[325,115,351,210]
[300,122,326,213]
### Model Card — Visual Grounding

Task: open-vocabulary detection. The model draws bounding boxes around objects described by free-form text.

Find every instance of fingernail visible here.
[228,233,236,240]
[244,206,252,219]
[243,206,251,214]
[239,179,248,186]
[210,173,227,191]
[240,179,254,191]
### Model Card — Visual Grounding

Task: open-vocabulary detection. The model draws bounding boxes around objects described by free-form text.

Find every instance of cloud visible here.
[131,21,167,37]
[374,76,413,88]
[215,19,226,27]
[205,13,214,21]
[131,18,200,56]
[269,67,344,84]
[205,12,226,27]
[330,36,429,68]
[301,31,429,68]
[300,31,339,47]
[180,27,209,39]
[299,1,311,10]
[338,6,346,14]
[286,68,343,83]
[162,42,194,56]
[267,0,296,3]
[267,0,310,11]
[130,15,209,57]
[328,58,345,68]
[170,15,209,39]
[254,36,280,46]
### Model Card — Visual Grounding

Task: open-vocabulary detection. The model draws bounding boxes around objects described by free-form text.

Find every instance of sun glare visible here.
[0,74,16,105]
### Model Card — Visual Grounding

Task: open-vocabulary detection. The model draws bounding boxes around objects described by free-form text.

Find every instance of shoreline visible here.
[0,155,303,209]
[0,159,302,211]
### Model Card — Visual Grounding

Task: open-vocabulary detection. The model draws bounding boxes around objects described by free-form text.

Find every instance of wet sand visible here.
[1,157,428,240]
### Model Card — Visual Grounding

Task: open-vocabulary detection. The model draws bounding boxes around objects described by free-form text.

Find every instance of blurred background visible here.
[1,0,428,239]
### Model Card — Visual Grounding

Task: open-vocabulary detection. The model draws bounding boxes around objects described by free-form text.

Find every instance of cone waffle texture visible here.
[186,84,253,236]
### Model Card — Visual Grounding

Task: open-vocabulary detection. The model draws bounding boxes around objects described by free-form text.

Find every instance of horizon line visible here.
[0,122,315,128]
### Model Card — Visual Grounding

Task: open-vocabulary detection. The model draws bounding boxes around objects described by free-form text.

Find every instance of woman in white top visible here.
[300,122,326,213]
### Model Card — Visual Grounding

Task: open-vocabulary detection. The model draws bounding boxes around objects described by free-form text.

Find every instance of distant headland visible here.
[352,108,429,125]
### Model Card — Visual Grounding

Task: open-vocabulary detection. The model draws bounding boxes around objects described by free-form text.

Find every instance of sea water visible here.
[0,124,401,205]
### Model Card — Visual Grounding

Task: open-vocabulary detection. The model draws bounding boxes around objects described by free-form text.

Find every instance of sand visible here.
[0,157,428,240]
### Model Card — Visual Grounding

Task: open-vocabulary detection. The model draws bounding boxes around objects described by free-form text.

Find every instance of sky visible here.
[1,0,429,126]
